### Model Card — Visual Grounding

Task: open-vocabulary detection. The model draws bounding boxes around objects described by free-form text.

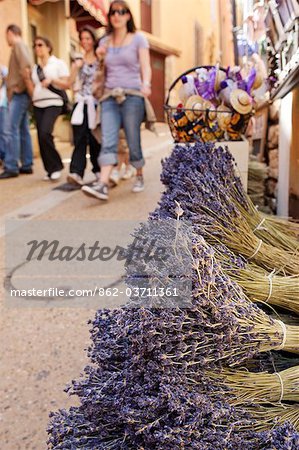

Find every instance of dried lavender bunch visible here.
[48,306,299,449]
[154,145,299,274]
[160,142,247,209]
[48,188,299,449]
[124,219,195,309]
[48,221,299,449]
[211,242,299,315]
[128,222,299,361]
[171,142,299,252]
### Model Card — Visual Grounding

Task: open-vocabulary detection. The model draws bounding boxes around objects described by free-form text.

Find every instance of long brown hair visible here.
[106,0,137,34]
[78,25,98,52]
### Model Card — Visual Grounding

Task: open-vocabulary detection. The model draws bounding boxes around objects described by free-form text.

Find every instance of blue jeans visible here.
[0,106,9,161]
[5,93,33,173]
[99,95,145,168]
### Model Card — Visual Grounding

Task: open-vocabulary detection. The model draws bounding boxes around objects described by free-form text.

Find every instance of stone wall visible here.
[264,100,280,212]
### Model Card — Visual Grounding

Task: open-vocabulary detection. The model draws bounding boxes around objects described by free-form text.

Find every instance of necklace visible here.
[111,32,128,54]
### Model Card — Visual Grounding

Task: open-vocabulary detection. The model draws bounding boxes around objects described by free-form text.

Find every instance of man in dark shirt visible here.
[0,24,33,178]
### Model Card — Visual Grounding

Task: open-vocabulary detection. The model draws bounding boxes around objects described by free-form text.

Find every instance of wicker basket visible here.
[164,65,252,143]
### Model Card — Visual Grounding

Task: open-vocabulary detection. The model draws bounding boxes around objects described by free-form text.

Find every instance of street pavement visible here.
[0,123,173,450]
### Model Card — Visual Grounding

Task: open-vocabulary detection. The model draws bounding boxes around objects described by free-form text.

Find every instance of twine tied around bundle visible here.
[276,319,287,351]
[274,371,284,403]
[253,217,267,233]
[265,269,276,302]
[248,239,263,260]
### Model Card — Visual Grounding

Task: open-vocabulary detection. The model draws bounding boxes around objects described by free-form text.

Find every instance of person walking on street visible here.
[67,26,101,187]
[30,36,69,181]
[81,0,152,201]
[0,64,9,165]
[0,24,33,179]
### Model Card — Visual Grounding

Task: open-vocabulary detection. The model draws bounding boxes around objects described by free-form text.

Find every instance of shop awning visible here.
[28,0,107,25]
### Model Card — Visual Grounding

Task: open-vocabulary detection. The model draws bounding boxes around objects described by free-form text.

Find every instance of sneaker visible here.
[19,167,33,174]
[67,173,84,186]
[81,182,109,201]
[0,170,19,179]
[43,174,50,181]
[121,165,136,180]
[109,168,119,187]
[92,172,101,186]
[50,171,61,181]
[132,175,144,193]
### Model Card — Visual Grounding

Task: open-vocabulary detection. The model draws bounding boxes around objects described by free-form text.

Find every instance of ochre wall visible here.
[27,1,72,65]
[1,0,235,75]
[0,0,29,66]
[0,0,79,68]
[149,0,233,79]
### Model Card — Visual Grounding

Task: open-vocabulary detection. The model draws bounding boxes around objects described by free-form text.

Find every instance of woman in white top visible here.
[31,36,69,181]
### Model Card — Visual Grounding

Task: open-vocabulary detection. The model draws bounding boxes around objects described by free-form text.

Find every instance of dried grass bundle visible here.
[206,365,299,405]
[157,143,299,275]
[244,404,299,432]
[223,259,299,315]
[263,213,299,240]
[186,142,299,253]
[233,198,299,256]
[204,211,299,275]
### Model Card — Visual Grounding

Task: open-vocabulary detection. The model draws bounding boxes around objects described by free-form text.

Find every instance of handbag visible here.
[36,65,72,115]
[47,84,72,115]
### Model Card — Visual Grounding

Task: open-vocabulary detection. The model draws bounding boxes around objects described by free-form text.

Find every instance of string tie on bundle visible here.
[276,320,287,351]
[274,371,284,403]
[265,269,276,302]
[248,239,263,260]
[253,218,267,232]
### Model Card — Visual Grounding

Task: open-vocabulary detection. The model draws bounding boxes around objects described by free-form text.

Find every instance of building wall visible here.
[0,0,235,123]
[150,0,233,77]
[218,0,235,67]
[0,0,29,66]
[1,0,235,75]
[27,1,74,65]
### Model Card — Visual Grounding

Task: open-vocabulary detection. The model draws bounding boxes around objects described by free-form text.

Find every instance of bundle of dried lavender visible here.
[155,143,299,274]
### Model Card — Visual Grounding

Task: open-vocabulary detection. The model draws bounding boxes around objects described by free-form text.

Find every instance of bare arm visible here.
[41,75,71,90]
[23,67,34,98]
[66,60,82,89]
[41,60,81,90]
[50,76,70,90]
[139,47,152,97]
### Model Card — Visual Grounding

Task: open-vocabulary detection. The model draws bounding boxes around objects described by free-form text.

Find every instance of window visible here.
[30,24,37,63]
[140,0,152,34]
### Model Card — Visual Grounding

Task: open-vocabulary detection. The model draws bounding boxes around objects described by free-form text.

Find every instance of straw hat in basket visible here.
[207,103,217,121]
[230,89,253,115]
[217,103,232,130]
[185,95,207,121]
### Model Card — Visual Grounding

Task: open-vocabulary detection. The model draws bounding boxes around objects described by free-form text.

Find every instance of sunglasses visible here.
[34,43,44,48]
[109,8,128,16]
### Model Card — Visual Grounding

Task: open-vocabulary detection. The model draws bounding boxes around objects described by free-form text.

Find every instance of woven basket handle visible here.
[165,65,227,106]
